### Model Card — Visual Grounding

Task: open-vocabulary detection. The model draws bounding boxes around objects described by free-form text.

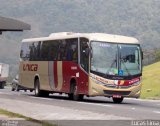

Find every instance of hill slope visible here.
[141,62,160,99]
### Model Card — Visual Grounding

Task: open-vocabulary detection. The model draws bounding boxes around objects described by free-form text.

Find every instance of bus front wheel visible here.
[112,97,124,103]
[69,82,84,101]
[73,86,84,101]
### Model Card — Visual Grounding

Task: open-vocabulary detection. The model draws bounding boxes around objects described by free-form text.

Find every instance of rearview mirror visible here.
[141,51,143,60]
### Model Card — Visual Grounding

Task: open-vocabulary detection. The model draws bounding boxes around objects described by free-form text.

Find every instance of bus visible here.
[19,32,143,103]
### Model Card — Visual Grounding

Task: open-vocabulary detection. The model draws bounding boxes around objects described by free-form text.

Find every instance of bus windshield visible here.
[90,41,142,77]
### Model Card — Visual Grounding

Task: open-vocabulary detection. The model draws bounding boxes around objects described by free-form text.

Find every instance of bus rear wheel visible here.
[34,79,49,97]
[34,79,42,97]
[112,97,124,103]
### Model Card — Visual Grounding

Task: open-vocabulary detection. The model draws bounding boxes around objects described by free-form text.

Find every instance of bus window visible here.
[35,42,41,61]
[41,40,59,61]
[20,42,30,61]
[65,38,78,62]
[57,40,67,61]
[41,39,78,62]
[20,41,41,61]
[29,42,41,61]
[80,38,89,73]
[48,40,59,61]
[41,41,49,61]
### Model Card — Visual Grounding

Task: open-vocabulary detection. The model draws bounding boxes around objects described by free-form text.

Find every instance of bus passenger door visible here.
[79,38,89,94]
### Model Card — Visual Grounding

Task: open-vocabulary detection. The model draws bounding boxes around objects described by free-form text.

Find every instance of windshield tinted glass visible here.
[119,44,141,76]
[91,41,141,77]
[91,42,118,75]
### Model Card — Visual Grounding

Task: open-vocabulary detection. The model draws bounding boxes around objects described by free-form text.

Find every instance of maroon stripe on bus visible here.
[54,61,58,88]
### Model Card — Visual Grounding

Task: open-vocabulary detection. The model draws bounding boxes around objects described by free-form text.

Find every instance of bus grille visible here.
[104,85,132,89]
[103,90,131,96]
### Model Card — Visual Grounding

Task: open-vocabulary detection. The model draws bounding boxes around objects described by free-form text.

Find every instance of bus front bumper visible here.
[89,78,142,98]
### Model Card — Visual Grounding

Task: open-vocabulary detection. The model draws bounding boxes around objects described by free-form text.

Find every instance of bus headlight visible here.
[132,81,141,86]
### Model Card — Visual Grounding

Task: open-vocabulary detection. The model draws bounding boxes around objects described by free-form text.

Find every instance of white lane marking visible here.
[77,102,113,107]
[40,97,53,100]
[153,111,160,114]
[131,108,135,110]
[30,97,66,102]
[30,97,53,101]
[0,92,14,95]
[126,98,160,102]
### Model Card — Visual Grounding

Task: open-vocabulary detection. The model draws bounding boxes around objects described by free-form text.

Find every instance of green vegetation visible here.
[140,62,160,99]
[0,108,56,126]
[155,50,160,62]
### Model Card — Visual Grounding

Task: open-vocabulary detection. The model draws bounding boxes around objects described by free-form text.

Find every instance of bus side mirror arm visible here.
[141,51,143,60]
[89,47,93,58]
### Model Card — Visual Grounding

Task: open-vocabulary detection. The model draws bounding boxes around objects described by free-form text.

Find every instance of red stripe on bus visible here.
[54,61,58,88]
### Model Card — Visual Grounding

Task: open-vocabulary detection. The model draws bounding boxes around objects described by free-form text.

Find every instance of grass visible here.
[140,61,160,99]
[0,108,56,126]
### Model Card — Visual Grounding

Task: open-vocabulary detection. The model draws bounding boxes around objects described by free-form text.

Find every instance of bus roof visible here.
[22,32,139,44]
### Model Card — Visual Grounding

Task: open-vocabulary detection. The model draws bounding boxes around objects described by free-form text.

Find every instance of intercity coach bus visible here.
[19,32,143,103]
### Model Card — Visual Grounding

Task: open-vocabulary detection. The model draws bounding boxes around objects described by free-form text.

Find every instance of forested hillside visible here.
[0,0,160,79]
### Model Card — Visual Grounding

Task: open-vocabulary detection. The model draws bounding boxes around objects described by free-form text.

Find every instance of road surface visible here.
[0,87,160,126]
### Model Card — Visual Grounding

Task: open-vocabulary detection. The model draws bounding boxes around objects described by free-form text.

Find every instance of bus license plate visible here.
[112,95,122,98]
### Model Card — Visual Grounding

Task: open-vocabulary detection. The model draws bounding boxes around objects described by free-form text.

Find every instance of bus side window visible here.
[66,42,73,61]
[36,42,41,61]
[29,42,41,61]
[48,40,59,61]
[80,38,89,73]
[41,42,46,61]
[20,43,30,61]
[57,40,63,61]
[65,38,78,63]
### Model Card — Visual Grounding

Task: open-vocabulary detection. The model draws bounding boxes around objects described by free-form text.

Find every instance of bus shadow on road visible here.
[26,92,138,105]
[49,94,113,104]
[29,93,136,105]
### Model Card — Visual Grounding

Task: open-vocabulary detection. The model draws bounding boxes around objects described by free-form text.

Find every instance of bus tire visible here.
[112,97,124,103]
[73,85,84,101]
[34,79,42,97]
[34,79,49,97]
[68,79,83,101]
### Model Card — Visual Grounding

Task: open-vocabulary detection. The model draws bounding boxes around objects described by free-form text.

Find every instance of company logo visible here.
[91,74,115,85]
[23,64,38,71]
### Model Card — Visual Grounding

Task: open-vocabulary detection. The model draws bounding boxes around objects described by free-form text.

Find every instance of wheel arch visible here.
[69,77,77,93]
[34,74,40,87]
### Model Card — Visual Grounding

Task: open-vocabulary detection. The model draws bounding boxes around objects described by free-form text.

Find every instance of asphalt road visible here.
[0,87,160,126]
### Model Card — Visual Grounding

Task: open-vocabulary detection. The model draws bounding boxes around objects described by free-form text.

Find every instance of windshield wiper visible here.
[120,59,131,76]
[104,59,117,77]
